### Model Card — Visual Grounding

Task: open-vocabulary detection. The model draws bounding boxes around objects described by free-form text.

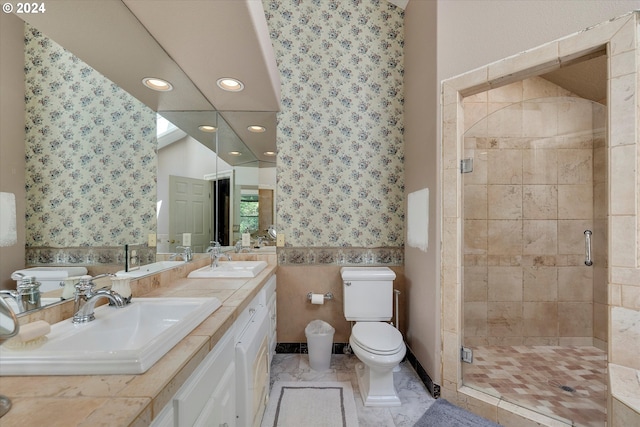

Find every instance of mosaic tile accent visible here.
[277,247,403,266]
[264,0,405,248]
[25,245,156,267]
[463,345,607,426]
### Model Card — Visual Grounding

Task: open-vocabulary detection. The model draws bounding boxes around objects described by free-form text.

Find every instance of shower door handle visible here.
[584,230,593,266]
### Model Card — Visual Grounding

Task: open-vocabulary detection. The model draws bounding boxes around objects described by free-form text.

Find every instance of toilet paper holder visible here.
[307,292,333,301]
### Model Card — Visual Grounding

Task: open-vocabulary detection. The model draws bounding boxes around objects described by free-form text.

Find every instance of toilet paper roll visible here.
[310,293,324,305]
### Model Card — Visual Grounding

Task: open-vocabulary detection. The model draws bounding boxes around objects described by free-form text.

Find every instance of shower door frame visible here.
[440,12,639,427]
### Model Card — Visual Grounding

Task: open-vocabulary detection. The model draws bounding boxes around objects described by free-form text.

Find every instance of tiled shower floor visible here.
[463,345,607,427]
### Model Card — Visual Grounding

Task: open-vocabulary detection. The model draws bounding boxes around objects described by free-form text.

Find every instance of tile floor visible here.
[463,345,607,427]
[268,353,435,427]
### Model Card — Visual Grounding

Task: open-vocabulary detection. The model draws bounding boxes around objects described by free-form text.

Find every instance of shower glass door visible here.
[461,93,608,427]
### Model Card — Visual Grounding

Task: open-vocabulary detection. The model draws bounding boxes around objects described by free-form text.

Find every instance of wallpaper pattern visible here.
[24,24,156,260]
[264,0,405,249]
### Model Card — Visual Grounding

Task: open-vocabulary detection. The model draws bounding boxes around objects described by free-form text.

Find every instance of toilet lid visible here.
[351,322,404,355]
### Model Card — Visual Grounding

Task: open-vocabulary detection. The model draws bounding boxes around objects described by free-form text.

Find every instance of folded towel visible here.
[0,192,17,247]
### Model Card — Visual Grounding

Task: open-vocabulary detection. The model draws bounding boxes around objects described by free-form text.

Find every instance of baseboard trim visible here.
[404,346,440,398]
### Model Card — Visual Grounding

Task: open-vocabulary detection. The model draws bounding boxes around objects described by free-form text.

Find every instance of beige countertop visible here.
[0,260,277,427]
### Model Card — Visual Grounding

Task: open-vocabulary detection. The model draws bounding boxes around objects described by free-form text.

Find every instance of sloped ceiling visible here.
[542,54,607,103]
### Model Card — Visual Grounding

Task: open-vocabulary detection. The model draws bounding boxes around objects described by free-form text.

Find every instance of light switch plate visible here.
[182,233,191,246]
[276,233,285,247]
[148,233,157,247]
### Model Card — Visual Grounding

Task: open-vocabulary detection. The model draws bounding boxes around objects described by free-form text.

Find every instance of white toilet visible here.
[341,266,406,407]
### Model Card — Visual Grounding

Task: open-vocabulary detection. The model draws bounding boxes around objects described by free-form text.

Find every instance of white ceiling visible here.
[17,0,281,166]
[16,0,606,165]
[122,0,281,113]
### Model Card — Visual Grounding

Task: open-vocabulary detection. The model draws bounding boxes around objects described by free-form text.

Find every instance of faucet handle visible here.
[10,272,25,281]
[16,275,40,290]
[75,275,95,293]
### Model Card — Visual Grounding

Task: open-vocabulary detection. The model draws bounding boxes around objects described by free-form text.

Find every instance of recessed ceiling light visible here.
[198,125,217,133]
[229,151,242,156]
[142,77,173,92]
[216,77,244,92]
[248,125,266,133]
[264,151,276,156]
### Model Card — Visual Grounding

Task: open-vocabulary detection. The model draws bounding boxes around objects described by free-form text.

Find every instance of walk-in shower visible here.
[461,83,608,426]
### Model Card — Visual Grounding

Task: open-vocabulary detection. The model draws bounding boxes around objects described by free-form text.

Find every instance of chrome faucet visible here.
[0,273,42,313]
[171,245,193,262]
[234,240,250,253]
[72,274,126,324]
[206,241,231,268]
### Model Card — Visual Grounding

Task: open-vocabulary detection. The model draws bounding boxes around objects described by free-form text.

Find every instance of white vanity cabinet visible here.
[264,275,277,361]
[151,274,277,427]
[235,279,273,427]
[151,324,236,427]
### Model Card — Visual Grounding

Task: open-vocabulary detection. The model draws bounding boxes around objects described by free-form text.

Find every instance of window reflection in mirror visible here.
[240,189,259,234]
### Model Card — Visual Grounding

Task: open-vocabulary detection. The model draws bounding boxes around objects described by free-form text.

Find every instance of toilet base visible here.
[354,363,401,407]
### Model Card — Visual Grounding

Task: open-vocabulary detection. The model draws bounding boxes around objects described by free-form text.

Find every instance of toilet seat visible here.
[351,322,404,356]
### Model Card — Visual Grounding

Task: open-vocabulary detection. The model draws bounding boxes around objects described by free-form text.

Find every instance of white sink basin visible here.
[0,297,221,375]
[116,260,185,278]
[187,261,268,278]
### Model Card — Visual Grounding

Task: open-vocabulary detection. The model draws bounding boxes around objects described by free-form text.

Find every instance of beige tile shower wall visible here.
[462,77,606,346]
[608,13,640,372]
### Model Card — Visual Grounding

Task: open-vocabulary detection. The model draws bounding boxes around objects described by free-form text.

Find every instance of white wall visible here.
[157,136,217,235]
[0,13,26,289]
[404,0,440,386]
[437,0,640,81]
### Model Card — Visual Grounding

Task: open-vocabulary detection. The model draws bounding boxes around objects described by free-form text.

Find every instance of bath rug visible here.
[413,398,502,427]
[261,381,358,427]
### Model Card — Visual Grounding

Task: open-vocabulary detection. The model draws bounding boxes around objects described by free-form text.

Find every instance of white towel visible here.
[0,192,17,247]
[407,188,429,252]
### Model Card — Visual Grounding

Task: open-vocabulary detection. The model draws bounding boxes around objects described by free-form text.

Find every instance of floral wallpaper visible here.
[23,24,156,258]
[264,0,405,249]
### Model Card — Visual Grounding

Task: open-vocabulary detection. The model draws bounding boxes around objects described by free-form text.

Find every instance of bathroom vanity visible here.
[151,275,276,427]
[0,256,277,427]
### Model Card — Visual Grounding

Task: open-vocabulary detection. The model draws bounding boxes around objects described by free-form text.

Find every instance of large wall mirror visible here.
[157,110,276,253]
[1,1,278,311]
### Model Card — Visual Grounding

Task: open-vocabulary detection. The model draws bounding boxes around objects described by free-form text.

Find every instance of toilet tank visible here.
[341,267,396,321]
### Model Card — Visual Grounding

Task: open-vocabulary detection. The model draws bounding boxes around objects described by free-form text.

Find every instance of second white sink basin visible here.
[187,261,268,278]
[0,297,221,375]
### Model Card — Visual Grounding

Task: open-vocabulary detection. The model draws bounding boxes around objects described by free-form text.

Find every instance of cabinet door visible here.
[251,336,270,427]
[194,361,236,427]
[267,292,277,361]
[173,327,235,427]
[149,403,173,427]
